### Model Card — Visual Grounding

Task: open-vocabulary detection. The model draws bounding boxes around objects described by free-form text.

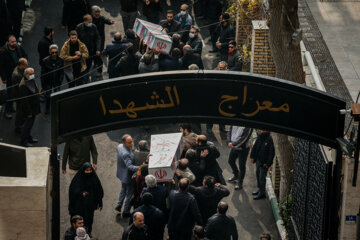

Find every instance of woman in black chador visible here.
[69,162,104,234]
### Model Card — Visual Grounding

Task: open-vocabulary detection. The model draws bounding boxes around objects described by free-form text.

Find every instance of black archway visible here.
[50,71,346,239]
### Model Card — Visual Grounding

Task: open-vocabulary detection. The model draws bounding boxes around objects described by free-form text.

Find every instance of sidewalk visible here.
[304,0,360,102]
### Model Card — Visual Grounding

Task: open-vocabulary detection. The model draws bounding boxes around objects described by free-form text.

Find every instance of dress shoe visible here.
[28,138,38,143]
[228,175,238,183]
[252,190,259,196]
[234,184,242,190]
[253,193,266,200]
[122,212,131,218]
[115,205,121,212]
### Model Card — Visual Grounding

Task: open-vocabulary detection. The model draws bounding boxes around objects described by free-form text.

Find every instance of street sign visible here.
[51,71,346,147]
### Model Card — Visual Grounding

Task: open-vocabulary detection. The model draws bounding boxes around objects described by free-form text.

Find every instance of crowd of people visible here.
[0,0,242,146]
[61,123,275,240]
[0,0,276,239]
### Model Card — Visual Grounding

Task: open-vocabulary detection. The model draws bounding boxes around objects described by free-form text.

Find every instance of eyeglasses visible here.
[50,52,58,54]
[228,46,235,49]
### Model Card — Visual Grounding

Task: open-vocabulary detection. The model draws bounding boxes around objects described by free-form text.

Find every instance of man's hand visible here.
[250,158,255,163]
[216,42,221,49]
[215,183,221,187]
[73,55,80,60]
[82,192,88,197]
[96,51,101,56]
[61,25,66,31]
[110,20,115,24]
[200,149,209,158]
[153,48,160,55]
[99,206,103,211]
[27,114,32,118]
[228,143,233,148]
[92,164,97,171]
[146,154,152,163]
[75,51,81,56]
[61,169,66,174]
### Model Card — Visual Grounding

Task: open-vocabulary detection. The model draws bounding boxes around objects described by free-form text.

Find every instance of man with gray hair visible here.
[141,174,169,215]
[188,64,199,70]
[18,67,40,147]
[41,44,64,114]
[91,5,114,51]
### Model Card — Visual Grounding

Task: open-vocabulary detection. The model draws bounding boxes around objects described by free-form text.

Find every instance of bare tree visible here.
[268,0,305,201]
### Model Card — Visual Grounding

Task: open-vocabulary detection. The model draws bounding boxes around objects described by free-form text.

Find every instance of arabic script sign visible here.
[51,71,345,147]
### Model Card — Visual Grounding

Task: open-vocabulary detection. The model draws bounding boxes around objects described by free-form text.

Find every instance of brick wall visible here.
[250,20,276,77]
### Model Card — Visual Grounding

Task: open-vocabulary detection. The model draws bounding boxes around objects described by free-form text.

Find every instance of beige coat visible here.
[60,39,89,72]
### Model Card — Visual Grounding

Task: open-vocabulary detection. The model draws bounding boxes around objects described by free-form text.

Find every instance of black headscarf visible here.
[68,162,104,216]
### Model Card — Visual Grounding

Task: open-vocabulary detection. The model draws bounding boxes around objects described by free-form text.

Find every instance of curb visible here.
[266,174,287,240]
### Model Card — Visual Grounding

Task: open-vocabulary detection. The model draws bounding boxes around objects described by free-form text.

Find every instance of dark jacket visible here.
[62,0,91,29]
[62,136,98,171]
[134,149,149,166]
[168,190,203,234]
[181,52,204,69]
[227,126,253,150]
[0,0,11,46]
[0,43,27,84]
[64,226,76,240]
[120,0,137,13]
[159,54,182,71]
[115,51,142,77]
[75,22,101,53]
[205,214,238,240]
[250,132,275,166]
[138,55,159,73]
[141,185,168,214]
[159,20,181,36]
[11,66,24,98]
[196,142,225,184]
[228,49,242,71]
[131,205,165,240]
[187,36,202,55]
[103,40,127,78]
[37,36,53,66]
[189,185,230,224]
[92,15,111,38]
[218,24,235,54]
[142,1,159,24]
[122,224,149,240]
[41,56,64,88]
[18,77,40,117]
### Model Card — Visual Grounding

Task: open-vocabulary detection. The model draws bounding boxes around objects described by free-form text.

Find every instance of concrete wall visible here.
[0,146,50,240]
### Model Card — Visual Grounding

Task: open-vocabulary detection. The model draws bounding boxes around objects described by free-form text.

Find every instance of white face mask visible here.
[29,74,35,80]
[189,33,195,38]
[181,10,186,16]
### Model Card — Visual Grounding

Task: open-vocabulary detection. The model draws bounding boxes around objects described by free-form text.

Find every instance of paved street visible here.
[0,0,280,239]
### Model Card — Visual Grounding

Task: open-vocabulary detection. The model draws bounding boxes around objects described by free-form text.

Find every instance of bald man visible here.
[122,212,149,239]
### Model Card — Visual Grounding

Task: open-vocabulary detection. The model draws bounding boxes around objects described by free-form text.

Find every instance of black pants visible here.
[228,147,250,185]
[21,115,35,144]
[208,20,219,50]
[206,123,225,132]
[256,161,267,195]
[169,230,192,240]
[44,82,60,112]
[5,87,13,114]
[15,101,23,129]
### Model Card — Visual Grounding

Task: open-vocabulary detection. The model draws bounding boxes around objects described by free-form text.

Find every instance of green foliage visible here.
[279,194,292,237]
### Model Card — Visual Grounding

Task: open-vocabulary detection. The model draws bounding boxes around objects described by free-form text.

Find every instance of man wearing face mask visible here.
[18,68,40,147]
[42,44,64,114]
[186,26,202,55]
[160,10,181,37]
[60,30,89,87]
[76,14,101,82]
[175,4,193,43]
[216,13,235,61]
